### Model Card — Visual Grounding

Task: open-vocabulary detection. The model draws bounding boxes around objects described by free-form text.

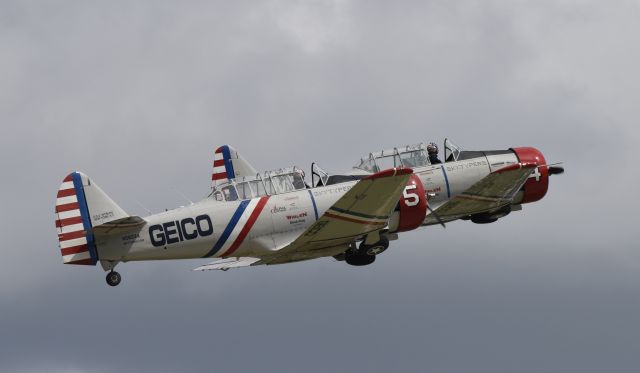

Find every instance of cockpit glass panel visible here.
[272,175,295,194]
[250,180,266,197]
[400,150,430,167]
[376,155,401,170]
[357,158,378,173]
[222,185,238,201]
[264,178,275,195]
[236,182,253,200]
[291,173,306,190]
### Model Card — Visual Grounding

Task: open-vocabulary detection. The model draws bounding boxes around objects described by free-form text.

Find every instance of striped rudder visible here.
[54,171,129,265]
[211,145,257,187]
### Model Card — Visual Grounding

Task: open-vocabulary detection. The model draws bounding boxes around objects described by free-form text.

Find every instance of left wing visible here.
[193,257,261,271]
[424,162,537,224]
[193,168,412,271]
[261,168,413,265]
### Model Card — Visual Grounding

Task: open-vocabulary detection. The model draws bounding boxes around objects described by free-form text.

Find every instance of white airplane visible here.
[54,140,563,286]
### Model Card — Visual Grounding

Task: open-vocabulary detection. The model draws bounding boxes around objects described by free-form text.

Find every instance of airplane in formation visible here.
[54,139,563,286]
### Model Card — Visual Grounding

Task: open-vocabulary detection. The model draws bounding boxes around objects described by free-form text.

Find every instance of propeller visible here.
[427,204,446,229]
[542,162,565,176]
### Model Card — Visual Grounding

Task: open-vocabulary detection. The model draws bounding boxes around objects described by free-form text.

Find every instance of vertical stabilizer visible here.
[211,145,257,186]
[54,172,128,265]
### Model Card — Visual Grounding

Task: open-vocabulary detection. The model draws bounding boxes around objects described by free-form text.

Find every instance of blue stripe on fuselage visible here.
[308,190,319,220]
[440,165,451,198]
[203,200,249,258]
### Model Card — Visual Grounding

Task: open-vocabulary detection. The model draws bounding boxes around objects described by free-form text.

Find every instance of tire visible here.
[106,271,122,287]
[345,254,376,266]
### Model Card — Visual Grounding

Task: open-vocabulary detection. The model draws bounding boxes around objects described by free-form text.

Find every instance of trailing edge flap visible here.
[92,216,146,236]
[193,257,261,271]
[425,162,537,223]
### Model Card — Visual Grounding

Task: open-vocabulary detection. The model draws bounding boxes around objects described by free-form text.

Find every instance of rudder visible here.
[54,171,128,265]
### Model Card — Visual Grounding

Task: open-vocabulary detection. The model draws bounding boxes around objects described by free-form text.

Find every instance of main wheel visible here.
[106,271,122,287]
[358,236,389,256]
[345,254,376,266]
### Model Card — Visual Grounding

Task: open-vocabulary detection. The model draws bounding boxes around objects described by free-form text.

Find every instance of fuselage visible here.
[96,147,544,263]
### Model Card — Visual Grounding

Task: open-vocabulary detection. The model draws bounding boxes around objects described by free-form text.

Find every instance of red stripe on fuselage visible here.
[220,196,270,257]
[324,212,387,226]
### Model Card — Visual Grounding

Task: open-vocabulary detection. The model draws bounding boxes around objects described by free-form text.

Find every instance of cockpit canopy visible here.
[210,167,307,202]
[353,143,432,173]
[352,139,465,173]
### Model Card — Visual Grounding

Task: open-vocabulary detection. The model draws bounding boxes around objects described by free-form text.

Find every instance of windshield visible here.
[444,138,462,162]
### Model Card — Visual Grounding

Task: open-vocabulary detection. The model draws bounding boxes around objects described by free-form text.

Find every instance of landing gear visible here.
[106,271,121,287]
[345,236,390,266]
[470,207,511,224]
[359,236,389,256]
[346,253,376,266]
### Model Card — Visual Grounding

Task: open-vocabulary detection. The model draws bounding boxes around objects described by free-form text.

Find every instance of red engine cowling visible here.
[511,147,549,203]
[396,174,428,232]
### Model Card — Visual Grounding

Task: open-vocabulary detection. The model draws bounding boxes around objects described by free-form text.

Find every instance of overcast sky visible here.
[2,1,640,372]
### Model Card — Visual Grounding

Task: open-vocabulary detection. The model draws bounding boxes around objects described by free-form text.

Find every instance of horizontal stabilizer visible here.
[193,257,261,271]
[92,216,146,236]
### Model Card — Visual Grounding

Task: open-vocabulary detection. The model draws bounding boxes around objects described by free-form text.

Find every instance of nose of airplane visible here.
[511,147,549,203]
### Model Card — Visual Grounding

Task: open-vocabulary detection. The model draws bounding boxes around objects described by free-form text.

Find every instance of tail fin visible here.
[211,145,257,187]
[54,172,128,265]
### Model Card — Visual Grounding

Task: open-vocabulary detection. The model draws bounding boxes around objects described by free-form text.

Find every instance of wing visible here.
[261,168,413,265]
[424,162,538,224]
[193,257,261,271]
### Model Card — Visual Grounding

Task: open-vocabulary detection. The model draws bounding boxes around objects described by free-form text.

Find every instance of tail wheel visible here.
[106,271,121,287]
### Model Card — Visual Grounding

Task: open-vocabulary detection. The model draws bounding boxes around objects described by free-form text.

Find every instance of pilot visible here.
[427,142,442,164]
[292,170,309,189]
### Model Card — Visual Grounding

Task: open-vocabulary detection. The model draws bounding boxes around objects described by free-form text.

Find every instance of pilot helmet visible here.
[427,142,439,154]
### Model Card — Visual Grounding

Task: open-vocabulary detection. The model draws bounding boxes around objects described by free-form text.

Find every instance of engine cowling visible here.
[395,174,428,232]
[511,147,549,203]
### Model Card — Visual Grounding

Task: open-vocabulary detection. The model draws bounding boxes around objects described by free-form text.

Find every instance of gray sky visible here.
[2,1,640,372]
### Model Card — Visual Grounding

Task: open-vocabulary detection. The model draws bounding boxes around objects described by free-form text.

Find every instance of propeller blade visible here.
[427,205,446,229]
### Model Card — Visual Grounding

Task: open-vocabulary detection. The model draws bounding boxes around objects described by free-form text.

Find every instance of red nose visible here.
[511,147,549,203]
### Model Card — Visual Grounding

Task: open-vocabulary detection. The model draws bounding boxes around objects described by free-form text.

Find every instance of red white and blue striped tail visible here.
[54,171,128,265]
[211,145,257,187]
